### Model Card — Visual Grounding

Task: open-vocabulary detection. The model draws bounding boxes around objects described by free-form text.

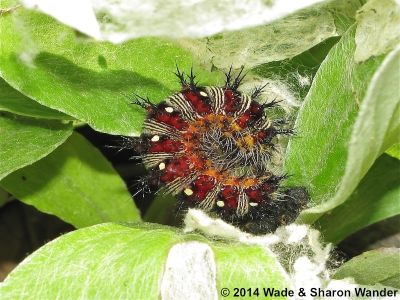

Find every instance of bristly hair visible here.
[224,65,246,93]
[188,67,198,90]
[125,92,156,110]
[261,98,282,109]
[241,187,309,234]
[224,66,233,88]
[231,66,246,91]
[175,65,198,90]
[175,64,188,87]
[251,83,269,100]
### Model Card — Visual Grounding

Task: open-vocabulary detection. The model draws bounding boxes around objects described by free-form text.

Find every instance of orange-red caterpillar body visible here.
[133,67,307,232]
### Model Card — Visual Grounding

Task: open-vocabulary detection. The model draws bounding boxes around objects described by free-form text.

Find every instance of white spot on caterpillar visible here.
[249,202,258,207]
[165,107,174,113]
[216,200,225,207]
[151,135,160,142]
[199,91,208,97]
[159,162,166,170]
[184,188,194,196]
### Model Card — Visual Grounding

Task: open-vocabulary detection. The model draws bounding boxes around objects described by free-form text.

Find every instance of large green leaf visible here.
[0,0,222,136]
[317,154,400,243]
[181,0,364,70]
[284,25,399,223]
[0,223,182,299]
[333,248,400,289]
[0,112,72,180]
[0,77,73,120]
[0,223,288,299]
[354,0,400,63]
[1,132,141,228]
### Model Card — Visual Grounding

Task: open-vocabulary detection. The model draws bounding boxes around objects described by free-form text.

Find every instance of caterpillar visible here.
[131,67,308,233]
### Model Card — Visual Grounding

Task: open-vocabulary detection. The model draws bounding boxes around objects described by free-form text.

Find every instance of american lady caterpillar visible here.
[132,67,308,233]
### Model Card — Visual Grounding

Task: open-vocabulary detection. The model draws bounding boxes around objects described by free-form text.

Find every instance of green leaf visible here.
[0,112,72,180]
[306,45,399,221]
[1,132,141,228]
[181,0,363,70]
[0,77,73,120]
[284,25,399,223]
[354,0,400,63]
[0,223,288,299]
[252,37,340,100]
[333,248,400,289]
[0,223,182,299]
[0,1,222,136]
[317,154,400,243]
